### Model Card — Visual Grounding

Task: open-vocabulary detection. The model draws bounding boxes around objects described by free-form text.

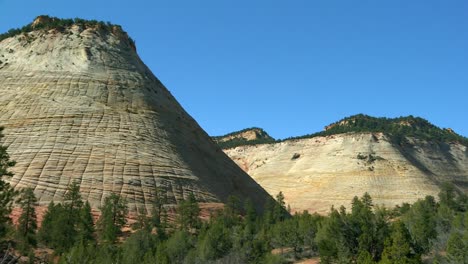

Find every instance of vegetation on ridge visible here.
[0,15,136,47]
[212,127,276,149]
[284,114,468,146]
[215,115,468,149]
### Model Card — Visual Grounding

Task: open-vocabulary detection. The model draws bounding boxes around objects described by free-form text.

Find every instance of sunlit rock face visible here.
[0,18,271,211]
[224,133,468,213]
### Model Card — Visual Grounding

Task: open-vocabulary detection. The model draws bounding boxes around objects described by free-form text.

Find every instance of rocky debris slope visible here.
[0,16,271,211]
[223,131,468,214]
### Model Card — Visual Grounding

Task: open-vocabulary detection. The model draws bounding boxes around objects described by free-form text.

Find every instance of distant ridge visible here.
[221,116,468,213]
[212,127,275,149]
[214,114,468,149]
[286,114,468,145]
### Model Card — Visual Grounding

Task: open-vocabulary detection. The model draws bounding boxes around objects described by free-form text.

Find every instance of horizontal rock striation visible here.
[0,19,270,211]
[224,133,468,213]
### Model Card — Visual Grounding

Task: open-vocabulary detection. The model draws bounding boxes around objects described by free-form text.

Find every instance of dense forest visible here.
[1,127,468,263]
[0,15,135,46]
[215,115,468,149]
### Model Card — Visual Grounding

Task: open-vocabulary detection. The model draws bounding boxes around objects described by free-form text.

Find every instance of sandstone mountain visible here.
[220,115,468,213]
[0,16,271,211]
[212,127,275,149]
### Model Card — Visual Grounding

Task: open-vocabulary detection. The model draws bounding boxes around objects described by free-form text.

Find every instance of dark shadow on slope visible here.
[162,109,273,213]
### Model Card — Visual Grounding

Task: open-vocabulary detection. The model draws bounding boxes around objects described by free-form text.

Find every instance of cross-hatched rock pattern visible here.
[224,133,468,213]
[0,22,271,211]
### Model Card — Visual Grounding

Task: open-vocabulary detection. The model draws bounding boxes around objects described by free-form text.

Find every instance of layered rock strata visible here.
[224,133,468,213]
[0,19,270,211]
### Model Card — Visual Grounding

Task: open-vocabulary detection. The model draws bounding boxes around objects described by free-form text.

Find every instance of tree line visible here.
[3,185,468,263]
[284,114,468,146]
[213,115,468,149]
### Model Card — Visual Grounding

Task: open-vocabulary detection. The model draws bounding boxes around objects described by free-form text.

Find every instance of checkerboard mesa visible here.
[0,16,271,212]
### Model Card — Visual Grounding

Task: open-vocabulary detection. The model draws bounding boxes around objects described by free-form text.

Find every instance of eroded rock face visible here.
[0,22,270,211]
[214,128,274,143]
[224,133,468,213]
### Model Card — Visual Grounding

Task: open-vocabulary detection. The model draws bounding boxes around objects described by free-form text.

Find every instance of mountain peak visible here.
[1,15,135,51]
[213,127,275,149]
[0,16,141,74]
[317,114,467,145]
[0,16,271,212]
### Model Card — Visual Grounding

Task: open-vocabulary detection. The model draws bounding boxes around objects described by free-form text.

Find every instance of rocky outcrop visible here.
[0,17,271,211]
[214,128,274,143]
[223,132,468,213]
[212,128,275,149]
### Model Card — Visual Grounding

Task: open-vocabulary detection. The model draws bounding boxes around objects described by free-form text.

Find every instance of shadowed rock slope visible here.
[0,16,271,211]
[221,115,468,213]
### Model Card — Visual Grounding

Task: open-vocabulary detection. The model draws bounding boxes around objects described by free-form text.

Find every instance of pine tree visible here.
[54,182,86,253]
[0,127,17,239]
[177,193,200,231]
[151,186,167,228]
[63,181,84,222]
[38,201,56,244]
[77,201,95,243]
[446,231,467,263]
[244,198,257,225]
[274,191,287,222]
[97,193,128,243]
[438,182,457,210]
[16,188,38,253]
[402,196,437,254]
[164,230,193,263]
[121,230,158,264]
[133,207,151,232]
[380,221,419,264]
[196,219,232,261]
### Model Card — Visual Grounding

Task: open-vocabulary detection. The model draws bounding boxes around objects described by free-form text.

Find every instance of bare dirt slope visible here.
[0,17,271,211]
[224,132,468,213]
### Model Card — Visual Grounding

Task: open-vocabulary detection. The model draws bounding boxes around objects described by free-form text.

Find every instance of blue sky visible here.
[1,0,467,139]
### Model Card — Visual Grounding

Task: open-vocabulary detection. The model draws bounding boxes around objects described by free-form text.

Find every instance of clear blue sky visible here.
[1,0,467,139]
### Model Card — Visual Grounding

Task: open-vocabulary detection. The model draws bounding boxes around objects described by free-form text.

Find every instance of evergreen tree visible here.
[274,191,287,222]
[16,188,38,253]
[244,198,257,227]
[63,181,83,216]
[133,207,151,232]
[438,182,457,210]
[38,201,56,245]
[0,127,17,240]
[225,195,242,217]
[315,207,349,263]
[47,182,83,254]
[164,230,193,263]
[380,221,419,264]
[121,230,158,264]
[357,250,375,264]
[196,219,232,261]
[59,241,96,264]
[297,211,322,256]
[445,231,467,263]
[77,201,95,243]
[177,193,200,231]
[151,186,167,228]
[38,202,72,253]
[402,196,437,254]
[97,193,128,243]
